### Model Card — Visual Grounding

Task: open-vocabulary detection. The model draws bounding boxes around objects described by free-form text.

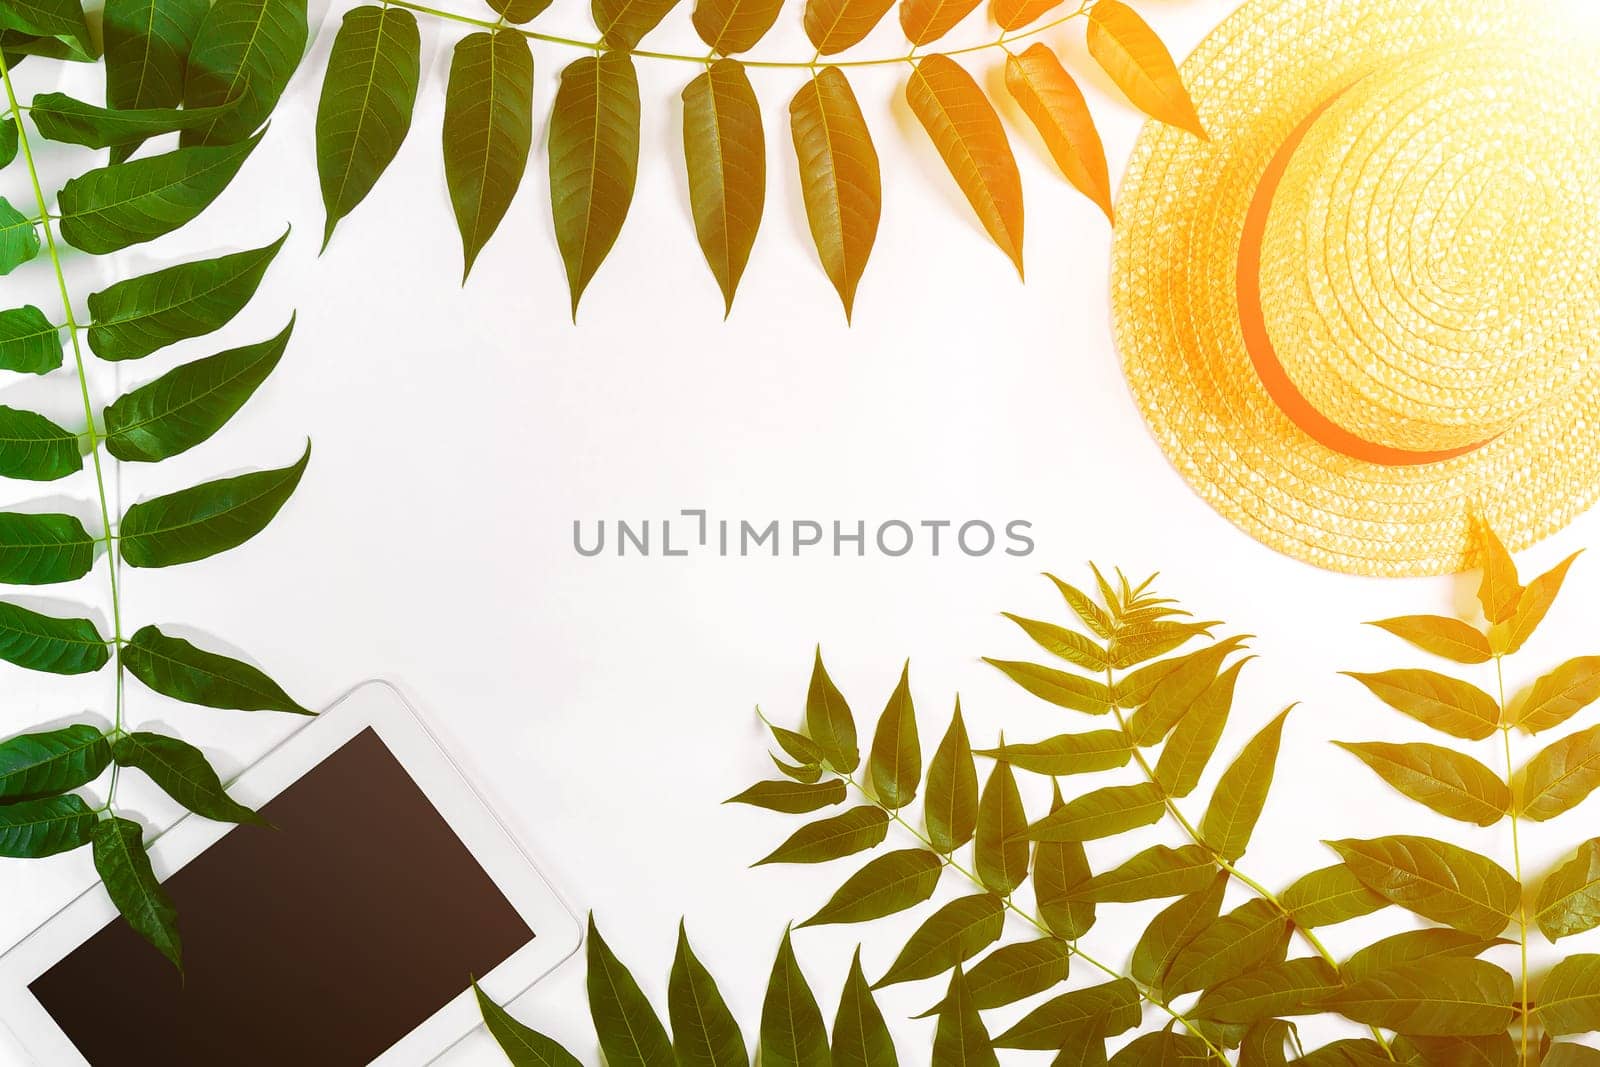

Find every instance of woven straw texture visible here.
[1111,0,1600,576]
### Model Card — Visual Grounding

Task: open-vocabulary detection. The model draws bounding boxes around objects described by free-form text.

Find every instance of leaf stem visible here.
[384,0,1089,70]
[1495,655,1531,1066]
[0,52,127,810]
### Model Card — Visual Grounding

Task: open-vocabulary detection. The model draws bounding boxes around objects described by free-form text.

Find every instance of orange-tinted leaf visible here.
[1333,741,1509,826]
[1085,0,1204,137]
[1493,551,1581,655]
[1515,657,1600,734]
[1343,670,1500,741]
[789,67,880,322]
[1520,723,1600,822]
[692,0,783,52]
[898,0,979,46]
[1003,44,1112,221]
[1540,954,1600,1036]
[1343,928,1509,983]
[1367,615,1492,665]
[1329,836,1518,938]
[1473,518,1522,624]
[991,0,1061,31]
[1321,958,1515,1037]
[905,54,1024,276]
[682,59,764,315]
[803,0,894,54]
[592,0,679,48]
[1535,838,1600,941]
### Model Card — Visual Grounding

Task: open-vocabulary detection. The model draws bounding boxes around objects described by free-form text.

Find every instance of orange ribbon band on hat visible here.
[1235,87,1492,467]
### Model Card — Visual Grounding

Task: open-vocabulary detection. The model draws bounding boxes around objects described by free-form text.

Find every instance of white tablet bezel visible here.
[0,679,580,1066]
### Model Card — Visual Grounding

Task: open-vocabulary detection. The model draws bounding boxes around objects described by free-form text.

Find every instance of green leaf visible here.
[103,0,208,159]
[586,914,672,1067]
[0,122,14,167]
[1520,722,1600,821]
[0,304,62,373]
[806,648,858,773]
[761,928,829,1067]
[549,49,642,319]
[0,600,109,674]
[668,922,745,1067]
[0,198,39,274]
[1472,519,1521,623]
[111,732,263,824]
[767,719,824,766]
[1126,638,1250,744]
[925,700,977,853]
[0,724,109,799]
[975,757,1028,894]
[1367,615,1492,665]
[789,66,880,322]
[753,805,887,865]
[919,939,1069,1015]
[1107,1031,1212,1066]
[441,29,535,282]
[1320,957,1514,1036]
[473,980,583,1067]
[1333,740,1509,826]
[93,816,181,970]
[58,132,264,254]
[1193,957,1340,1025]
[1395,1035,1520,1067]
[593,0,679,48]
[0,793,95,857]
[122,625,309,713]
[985,658,1111,714]
[682,58,764,315]
[86,229,287,362]
[873,893,1003,989]
[1281,863,1387,928]
[1296,1039,1391,1066]
[0,511,93,586]
[1238,1020,1294,1067]
[1540,954,1600,1035]
[1131,871,1226,991]
[772,756,822,783]
[832,948,896,1067]
[976,729,1130,776]
[0,0,91,62]
[1514,656,1600,734]
[1164,899,1291,998]
[1069,843,1214,902]
[105,319,291,462]
[30,92,241,150]
[725,778,845,813]
[1023,782,1164,842]
[1154,660,1245,797]
[931,966,998,1067]
[120,442,310,568]
[1034,782,1095,937]
[0,405,80,481]
[993,979,1141,1049]
[1201,705,1291,860]
[1343,670,1501,741]
[315,6,420,249]
[1493,551,1579,656]
[182,0,308,146]
[1343,928,1509,983]
[868,662,919,808]
[802,0,895,54]
[798,848,941,928]
[1329,836,1518,938]
[1003,612,1107,671]
[1536,838,1600,941]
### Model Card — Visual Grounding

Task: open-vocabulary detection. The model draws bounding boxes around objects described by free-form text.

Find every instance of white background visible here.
[1,0,1598,1061]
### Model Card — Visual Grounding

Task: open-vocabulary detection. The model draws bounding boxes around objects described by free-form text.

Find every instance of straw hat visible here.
[1111,0,1600,577]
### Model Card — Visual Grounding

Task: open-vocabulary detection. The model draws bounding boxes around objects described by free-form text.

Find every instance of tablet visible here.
[0,680,580,1066]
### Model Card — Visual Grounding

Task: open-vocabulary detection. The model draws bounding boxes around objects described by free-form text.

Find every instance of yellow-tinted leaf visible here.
[1343,928,1509,983]
[975,758,1028,895]
[1540,954,1600,1036]
[1536,838,1600,941]
[1069,843,1214,903]
[1201,706,1292,861]
[1368,615,1492,665]
[1521,723,1600,822]
[1086,0,1204,137]
[806,647,859,773]
[1473,518,1522,625]
[549,51,640,318]
[803,0,893,54]
[1329,836,1518,938]
[692,0,782,52]
[1023,782,1163,842]
[985,658,1111,714]
[1126,637,1250,743]
[1344,670,1501,741]
[976,730,1130,776]
[991,0,1061,31]
[1131,871,1226,991]
[873,893,1003,989]
[754,805,887,865]
[1281,863,1388,928]
[868,662,920,809]
[1046,574,1114,639]
[993,979,1141,1050]
[592,0,678,48]
[906,54,1023,275]
[1333,741,1509,826]
[1494,552,1581,655]
[898,0,978,46]
[1321,958,1514,1037]
[682,59,764,315]
[1004,44,1112,221]
[799,847,943,927]
[1034,782,1095,937]
[789,67,879,322]
[1515,657,1600,734]
[1003,612,1107,671]
[1194,957,1340,1026]
[1164,899,1291,997]
[925,700,977,853]
[1154,661,1244,798]
[1109,619,1215,671]
[1547,1045,1600,1067]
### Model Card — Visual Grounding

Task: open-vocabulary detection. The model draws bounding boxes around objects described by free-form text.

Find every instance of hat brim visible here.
[1111,0,1599,577]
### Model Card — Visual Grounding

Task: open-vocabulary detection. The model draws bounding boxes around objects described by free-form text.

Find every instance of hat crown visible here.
[1257,46,1600,453]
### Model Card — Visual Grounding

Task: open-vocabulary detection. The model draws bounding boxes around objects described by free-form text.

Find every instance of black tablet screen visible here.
[29,728,535,1065]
